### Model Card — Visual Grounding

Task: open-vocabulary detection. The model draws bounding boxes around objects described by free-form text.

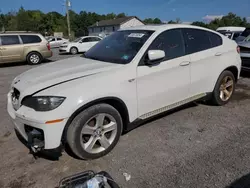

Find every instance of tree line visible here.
[0,7,249,37]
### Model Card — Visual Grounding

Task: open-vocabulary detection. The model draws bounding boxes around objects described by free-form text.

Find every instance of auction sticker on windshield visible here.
[128,33,145,38]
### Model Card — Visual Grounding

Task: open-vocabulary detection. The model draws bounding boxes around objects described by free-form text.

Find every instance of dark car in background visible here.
[238,34,250,72]
[236,28,250,42]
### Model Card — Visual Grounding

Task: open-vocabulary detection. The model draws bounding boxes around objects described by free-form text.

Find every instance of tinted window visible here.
[232,32,241,40]
[50,38,56,42]
[82,38,91,42]
[90,37,101,42]
[20,35,42,44]
[1,35,20,45]
[207,32,222,47]
[183,29,211,54]
[241,28,250,37]
[219,31,232,38]
[57,38,62,41]
[149,29,185,60]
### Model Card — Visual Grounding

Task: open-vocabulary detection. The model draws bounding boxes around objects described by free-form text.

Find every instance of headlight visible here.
[22,96,65,111]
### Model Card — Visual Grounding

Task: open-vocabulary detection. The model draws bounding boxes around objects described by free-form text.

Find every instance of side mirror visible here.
[147,50,165,64]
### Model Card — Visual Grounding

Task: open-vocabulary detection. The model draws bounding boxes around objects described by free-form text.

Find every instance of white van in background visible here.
[216,27,246,40]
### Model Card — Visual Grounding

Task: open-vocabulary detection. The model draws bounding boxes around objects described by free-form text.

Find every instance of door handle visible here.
[179,61,190,66]
[215,52,222,56]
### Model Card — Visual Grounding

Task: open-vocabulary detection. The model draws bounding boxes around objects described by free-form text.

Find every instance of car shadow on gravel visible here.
[124,102,198,134]
[226,172,250,188]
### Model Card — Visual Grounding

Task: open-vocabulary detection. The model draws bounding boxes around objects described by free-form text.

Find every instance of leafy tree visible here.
[192,21,208,28]
[116,13,126,18]
[168,20,176,24]
[144,18,162,24]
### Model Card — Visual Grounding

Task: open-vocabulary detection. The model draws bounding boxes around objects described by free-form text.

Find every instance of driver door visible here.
[79,37,92,52]
[136,29,191,118]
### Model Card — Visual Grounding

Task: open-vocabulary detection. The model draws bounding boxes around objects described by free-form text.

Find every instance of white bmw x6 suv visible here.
[8,25,241,159]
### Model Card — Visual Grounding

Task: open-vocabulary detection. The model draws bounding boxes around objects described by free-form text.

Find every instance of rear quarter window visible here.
[207,32,222,47]
[20,35,42,44]
[182,28,211,54]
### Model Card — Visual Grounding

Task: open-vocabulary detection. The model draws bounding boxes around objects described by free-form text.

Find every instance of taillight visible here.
[47,43,51,51]
[237,46,240,53]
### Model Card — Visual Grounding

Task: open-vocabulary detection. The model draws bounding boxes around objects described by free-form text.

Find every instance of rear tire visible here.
[211,70,236,106]
[70,47,78,55]
[66,104,123,160]
[27,52,42,65]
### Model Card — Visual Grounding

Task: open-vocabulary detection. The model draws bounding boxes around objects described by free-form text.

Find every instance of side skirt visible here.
[124,93,211,133]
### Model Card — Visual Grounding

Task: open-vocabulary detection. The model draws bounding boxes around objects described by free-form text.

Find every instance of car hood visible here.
[12,57,121,96]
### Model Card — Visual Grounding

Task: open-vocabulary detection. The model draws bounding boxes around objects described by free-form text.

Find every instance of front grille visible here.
[13,88,20,99]
[11,88,20,110]
[239,46,250,53]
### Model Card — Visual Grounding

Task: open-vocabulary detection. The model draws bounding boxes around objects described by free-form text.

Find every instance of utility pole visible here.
[66,0,71,39]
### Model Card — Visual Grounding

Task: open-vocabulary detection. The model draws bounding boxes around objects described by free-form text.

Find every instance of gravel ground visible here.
[0,53,250,188]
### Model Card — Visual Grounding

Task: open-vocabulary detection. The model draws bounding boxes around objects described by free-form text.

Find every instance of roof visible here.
[119,24,218,33]
[89,16,142,28]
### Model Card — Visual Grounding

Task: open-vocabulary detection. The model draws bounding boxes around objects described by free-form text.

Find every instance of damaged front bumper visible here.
[7,92,68,153]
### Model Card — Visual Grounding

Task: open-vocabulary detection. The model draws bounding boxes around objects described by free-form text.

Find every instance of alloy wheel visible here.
[80,113,118,154]
[30,54,40,64]
[219,76,234,101]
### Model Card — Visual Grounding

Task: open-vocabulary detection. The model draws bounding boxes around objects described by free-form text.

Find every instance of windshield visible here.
[73,37,82,42]
[84,30,154,64]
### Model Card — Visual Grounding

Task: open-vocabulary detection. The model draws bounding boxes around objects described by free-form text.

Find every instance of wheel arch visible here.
[26,51,43,60]
[70,46,78,52]
[212,65,239,92]
[62,97,130,143]
[223,65,239,82]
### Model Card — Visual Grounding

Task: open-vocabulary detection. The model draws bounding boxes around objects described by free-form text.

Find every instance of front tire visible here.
[70,47,78,55]
[27,52,42,65]
[211,70,236,106]
[67,104,123,160]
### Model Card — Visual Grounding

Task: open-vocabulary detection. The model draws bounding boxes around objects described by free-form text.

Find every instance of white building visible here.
[88,16,144,37]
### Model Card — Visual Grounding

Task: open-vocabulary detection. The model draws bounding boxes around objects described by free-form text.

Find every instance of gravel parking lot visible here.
[0,52,250,188]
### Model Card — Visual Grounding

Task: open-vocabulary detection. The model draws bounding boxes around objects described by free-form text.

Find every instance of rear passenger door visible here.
[0,35,24,63]
[182,28,223,96]
[56,38,64,47]
[89,37,101,48]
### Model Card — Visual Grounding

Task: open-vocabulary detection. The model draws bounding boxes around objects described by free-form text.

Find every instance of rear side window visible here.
[82,38,91,42]
[20,35,42,44]
[57,38,62,41]
[182,28,211,54]
[0,35,20,45]
[90,37,101,42]
[149,29,185,61]
[207,32,222,47]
